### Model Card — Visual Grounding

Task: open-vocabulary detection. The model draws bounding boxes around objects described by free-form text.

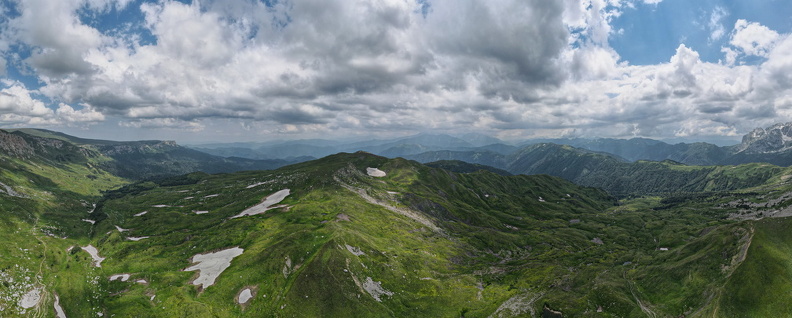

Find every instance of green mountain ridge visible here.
[407,143,786,197]
[2,129,296,180]
[424,160,513,176]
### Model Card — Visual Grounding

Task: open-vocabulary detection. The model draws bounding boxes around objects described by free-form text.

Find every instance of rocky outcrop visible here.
[0,130,36,158]
[734,123,792,154]
[0,129,97,162]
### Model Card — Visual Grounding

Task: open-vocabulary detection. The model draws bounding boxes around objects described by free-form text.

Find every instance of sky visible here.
[0,0,791,144]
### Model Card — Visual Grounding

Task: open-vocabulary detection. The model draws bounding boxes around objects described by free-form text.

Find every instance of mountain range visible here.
[1,126,792,316]
[190,123,792,169]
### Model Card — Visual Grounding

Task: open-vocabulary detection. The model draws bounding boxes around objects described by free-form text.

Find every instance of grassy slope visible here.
[67,153,609,316]
[65,152,787,317]
[0,134,128,317]
[4,150,792,317]
[717,217,792,317]
[0,158,125,317]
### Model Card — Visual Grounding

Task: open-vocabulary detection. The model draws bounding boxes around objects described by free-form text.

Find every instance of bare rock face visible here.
[0,130,36,158]
[734,123,792,154]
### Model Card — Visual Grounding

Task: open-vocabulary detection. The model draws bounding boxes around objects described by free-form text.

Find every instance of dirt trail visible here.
[29,217,49,318]
[624,271,657,318]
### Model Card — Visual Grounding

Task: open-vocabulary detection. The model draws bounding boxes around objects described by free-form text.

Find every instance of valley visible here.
[1,128,792,317]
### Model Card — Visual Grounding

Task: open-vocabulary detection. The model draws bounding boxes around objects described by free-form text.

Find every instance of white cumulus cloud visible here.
[729,19,779,58]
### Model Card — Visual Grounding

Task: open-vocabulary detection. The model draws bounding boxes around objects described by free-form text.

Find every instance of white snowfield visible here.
[185,247,244,289]
[366,167,386,177]
[54,294,66,318]
[82,245,105,267]
[134,211,148,217]
[238,288,253,304]
[230,189,290,219]
[127,236,149,241]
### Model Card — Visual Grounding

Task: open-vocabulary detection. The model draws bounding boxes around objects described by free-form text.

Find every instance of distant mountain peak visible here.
[735,122,792,154]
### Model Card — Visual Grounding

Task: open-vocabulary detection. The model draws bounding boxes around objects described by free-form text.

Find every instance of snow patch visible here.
[54,294,66,318]
[246,181,271,189]
[82,219,95,224]
[193,210,209,215]
[366,167,386,177]
[82,245,105,267]
[151,205,170,208]
[127,236,149,241]
[18,288,41,309]
[230,189,290,219]
[133,211,148,217]
[109,274,130,282]
[114,225,129,232]
[238,288,255,304]
[204,194,219,198]
[538,197,546,202]
[184,247,244,289]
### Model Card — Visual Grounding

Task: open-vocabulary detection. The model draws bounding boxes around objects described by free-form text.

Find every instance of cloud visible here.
[10,0,574,125]
[56,103,105,122]
[755,34,792,98]
[729,19,779,58]
[10,0,107,77]
[707,6,728,43]
[0,0,791,141]
[0,81,108,126]
[0,82,53,125]
[119,117,204,131]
